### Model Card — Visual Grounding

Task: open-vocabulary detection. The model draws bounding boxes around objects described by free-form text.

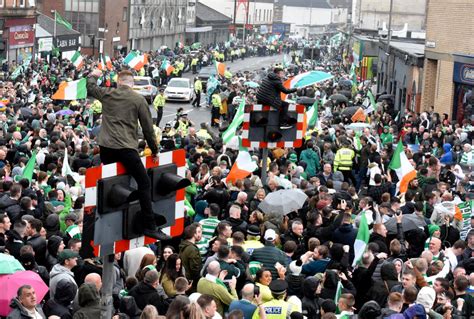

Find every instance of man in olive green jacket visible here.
[87,69,170,240]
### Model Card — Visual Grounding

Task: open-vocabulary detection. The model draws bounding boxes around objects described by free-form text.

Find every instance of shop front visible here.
[452,55,474,124]
[5,17,36,63]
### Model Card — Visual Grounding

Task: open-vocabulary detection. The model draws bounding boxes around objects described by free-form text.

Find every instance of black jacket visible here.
[26,234,47,266]
[320,270,357,300]
[203,187,230,215]
[281,230,306,260]
[301,277,321,319]
[72,153,92,172]
[369,262,400,307]
[226,217,248,235]
[0,195,21,223]
[256,72,297,108]
[369,232,389,254]
[7,298,46,319]
[5,229,24,259]
[43,278,77,319]
[128,281,169,315]
[73,283,101,319]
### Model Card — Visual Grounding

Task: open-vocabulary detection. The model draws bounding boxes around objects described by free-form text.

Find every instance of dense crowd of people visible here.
[0,35,473,319]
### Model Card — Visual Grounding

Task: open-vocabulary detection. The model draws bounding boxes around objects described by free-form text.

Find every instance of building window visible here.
[0,0,4,7]
[19,0,25,7]
[258,9,261,22]
[263,9,266,21]
[122,7,127,22]
[269,9,272,21]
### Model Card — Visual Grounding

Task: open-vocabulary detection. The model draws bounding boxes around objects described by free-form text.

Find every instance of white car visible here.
[133,76,157,103]
[164,78,194,102]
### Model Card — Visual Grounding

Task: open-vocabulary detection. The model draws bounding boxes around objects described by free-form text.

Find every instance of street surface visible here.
[150,54,284,126]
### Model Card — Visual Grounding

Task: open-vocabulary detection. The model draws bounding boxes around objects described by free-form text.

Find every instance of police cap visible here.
[269,279,288,294]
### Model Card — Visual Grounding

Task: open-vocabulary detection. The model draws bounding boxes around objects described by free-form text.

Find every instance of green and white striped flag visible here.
[307,99,319,128]
[352,212,370,267]
[222,97,245,144]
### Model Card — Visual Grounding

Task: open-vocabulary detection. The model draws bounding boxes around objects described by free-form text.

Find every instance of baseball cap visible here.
[264,229,276,241]
[58,249,79,263]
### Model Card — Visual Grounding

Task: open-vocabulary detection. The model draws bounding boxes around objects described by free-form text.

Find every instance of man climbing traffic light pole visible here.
[256,67,298,129]
[87,69,171,241]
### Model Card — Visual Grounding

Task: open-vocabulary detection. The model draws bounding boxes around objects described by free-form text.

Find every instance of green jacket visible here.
[197,277,238,316]
[300,149,321,177]
[179,240,202,283]
[87,76,158,154]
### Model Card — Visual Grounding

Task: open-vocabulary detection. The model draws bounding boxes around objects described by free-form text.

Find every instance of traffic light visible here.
[242,104,304,148]
[149,163,190,200]
[122,202,142,240]
[97,175,138,215]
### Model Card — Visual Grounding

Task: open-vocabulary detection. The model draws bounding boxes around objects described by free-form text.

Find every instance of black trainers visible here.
[143,228,172,241]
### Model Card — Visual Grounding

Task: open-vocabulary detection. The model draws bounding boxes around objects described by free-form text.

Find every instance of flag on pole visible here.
[226,139,258,184]
[367,90,377,111]
[215,61,226,77]
[354,131,362,151]
[70,51,84,70]
[222,98,245,144]
[308,99,319,128]
[352,212,370,267]
[52,78,87,100]
[98,54,112,71]
[389,140,417,194]
[20,150,37,182]
[62,151,80,182]
[334,280,344,314]
[55,11,72,30]
[160,59,175,76]
[124,51,148,71]
[351,107,366,123]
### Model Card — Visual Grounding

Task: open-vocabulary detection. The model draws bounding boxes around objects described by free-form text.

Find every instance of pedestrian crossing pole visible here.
[261,148,268,186]
[101,254,115,318]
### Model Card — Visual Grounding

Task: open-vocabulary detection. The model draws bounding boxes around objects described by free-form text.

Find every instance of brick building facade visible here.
[420,0,474,122]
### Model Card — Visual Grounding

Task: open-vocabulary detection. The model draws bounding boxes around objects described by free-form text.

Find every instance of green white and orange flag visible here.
[215,61,226,76]
[70,51,84,70]
[98,54,112,71]
[389,140,417,194]
[334,280,344,314]
[52,78,87,100]
[226,138,258,184]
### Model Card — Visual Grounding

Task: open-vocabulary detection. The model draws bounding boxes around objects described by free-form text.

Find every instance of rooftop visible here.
[196,2,232,23]
[390,41,425,57]
[278,0,332,9]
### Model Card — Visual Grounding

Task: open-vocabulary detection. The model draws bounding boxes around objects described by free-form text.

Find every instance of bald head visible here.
[229,205,241,219]
[242,283,255,300]
[84,273,102,292]
[207,260,221,276]
[429,237,442,254]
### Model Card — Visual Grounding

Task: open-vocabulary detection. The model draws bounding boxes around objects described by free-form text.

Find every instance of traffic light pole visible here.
[261,148,268,186]
[100,254,115,319]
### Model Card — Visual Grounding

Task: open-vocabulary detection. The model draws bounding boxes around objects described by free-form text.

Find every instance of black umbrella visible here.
[384,214,426,235]
[329,94,349,104]
[338,90,352,99]
[341,106,359,117]
[338,79,352,89]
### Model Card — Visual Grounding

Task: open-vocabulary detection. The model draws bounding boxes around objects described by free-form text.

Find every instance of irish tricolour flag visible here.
[124,51,148,71]
[352,212,370,267]
[99,55,112,71]
[70,51,84,70]
[226,139,258,185]
[52,78,87,100]
[161,60,175,76]
[215,61,226,76]
[389,140,417,194]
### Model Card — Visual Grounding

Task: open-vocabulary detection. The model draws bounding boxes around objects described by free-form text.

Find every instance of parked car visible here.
[197,65,216,93]
[133,76,157,103]
[164,78,194,102]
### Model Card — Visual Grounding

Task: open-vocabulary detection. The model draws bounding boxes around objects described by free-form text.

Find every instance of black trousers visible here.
[156,108,163,127]
[192,91,201,107]
[100,146,156,228]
